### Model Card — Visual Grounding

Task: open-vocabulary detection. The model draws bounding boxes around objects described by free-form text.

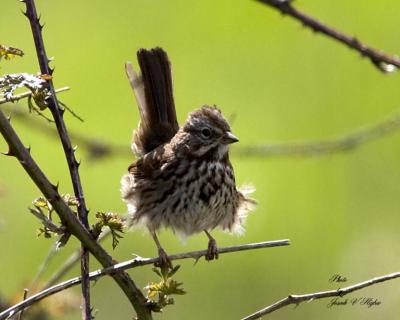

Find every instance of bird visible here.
[121,47,256,267]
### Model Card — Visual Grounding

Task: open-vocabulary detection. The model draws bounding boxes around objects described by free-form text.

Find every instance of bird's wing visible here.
[128,143,175,179]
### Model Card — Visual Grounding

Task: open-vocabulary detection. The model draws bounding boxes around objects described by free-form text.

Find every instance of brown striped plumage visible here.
[121,48,255,266]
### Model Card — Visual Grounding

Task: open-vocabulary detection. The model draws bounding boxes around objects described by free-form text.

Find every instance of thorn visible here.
[39,22,45,30]
[49,66,55,75]
[21,9,29,17]
[73,145,78,152]
[52,182,59,192]
[59,107,65,116]
[26,145,31,153]
[193,255,202,265]
[76,159,81,167]
[1,149,15,157]
[8,147,15,156]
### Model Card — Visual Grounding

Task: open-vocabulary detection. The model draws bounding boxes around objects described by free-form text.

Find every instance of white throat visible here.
[217,144,229,159]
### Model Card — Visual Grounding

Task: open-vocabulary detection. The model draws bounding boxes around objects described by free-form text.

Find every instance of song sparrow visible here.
[121,47,256,267]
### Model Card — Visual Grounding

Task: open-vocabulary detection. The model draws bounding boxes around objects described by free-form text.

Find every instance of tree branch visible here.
[0,239,290,319]
[241,271,400,320]
[0,86,69,105]
[235,111,400,157]
[255,0,400,73]
[22,0,92,316]
[0,109,151,319]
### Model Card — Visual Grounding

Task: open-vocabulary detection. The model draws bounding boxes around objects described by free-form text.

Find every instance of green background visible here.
[1,0,400,319]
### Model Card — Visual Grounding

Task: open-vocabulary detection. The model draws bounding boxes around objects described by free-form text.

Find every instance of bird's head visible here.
[177,105,238,160]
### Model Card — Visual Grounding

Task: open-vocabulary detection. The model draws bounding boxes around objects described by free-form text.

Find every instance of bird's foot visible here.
[205,238,219,261]
[155,247,173,269]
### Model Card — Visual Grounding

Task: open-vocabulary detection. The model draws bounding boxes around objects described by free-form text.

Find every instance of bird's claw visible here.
[205,238,219,261]
[155,247,173,269]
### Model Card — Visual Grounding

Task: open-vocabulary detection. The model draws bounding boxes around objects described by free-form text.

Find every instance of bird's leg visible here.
[151,230,172,269]
[204,230,219,261]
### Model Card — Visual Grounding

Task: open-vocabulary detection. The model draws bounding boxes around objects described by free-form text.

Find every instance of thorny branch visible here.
[22,0,92,316]
[17,289,28,320]
[255,0,400,73]
[241,271,400,320]
[0,239,290,319]
[0,87,70,105]
[0,109,151,319]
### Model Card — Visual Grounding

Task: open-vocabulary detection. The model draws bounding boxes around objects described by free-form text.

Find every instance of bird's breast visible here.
[124,158,238,235]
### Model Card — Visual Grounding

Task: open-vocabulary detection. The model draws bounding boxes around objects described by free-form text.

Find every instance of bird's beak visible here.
[223,131,239,144]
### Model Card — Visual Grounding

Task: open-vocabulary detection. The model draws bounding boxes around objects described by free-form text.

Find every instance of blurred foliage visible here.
[1,0,400,320]
[0,286,79,320]
[0,44,24,62]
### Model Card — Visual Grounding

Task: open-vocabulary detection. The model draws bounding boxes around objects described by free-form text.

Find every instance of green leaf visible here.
[168,265,181,278]
[145,265,186,312]
[152,268,162,278]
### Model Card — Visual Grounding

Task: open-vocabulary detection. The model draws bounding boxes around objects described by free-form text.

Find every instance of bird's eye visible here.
[201,127,212,139]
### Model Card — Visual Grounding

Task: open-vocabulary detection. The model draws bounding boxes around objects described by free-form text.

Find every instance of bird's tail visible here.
[125,47,179,156]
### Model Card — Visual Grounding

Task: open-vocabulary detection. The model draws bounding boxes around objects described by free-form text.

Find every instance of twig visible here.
[57,99,84,122]
[30,242,59,290]
[45,250,81,287]
[255,0,400,72]
[235,111,400,157]
[0,86,69,105]
[241,271,400,319]
[17,289,28,320]
[22,1,92,316]
[0,109,151,319]
[28,207,64,234]
[44,229,112,288]
[0,239,290,319]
